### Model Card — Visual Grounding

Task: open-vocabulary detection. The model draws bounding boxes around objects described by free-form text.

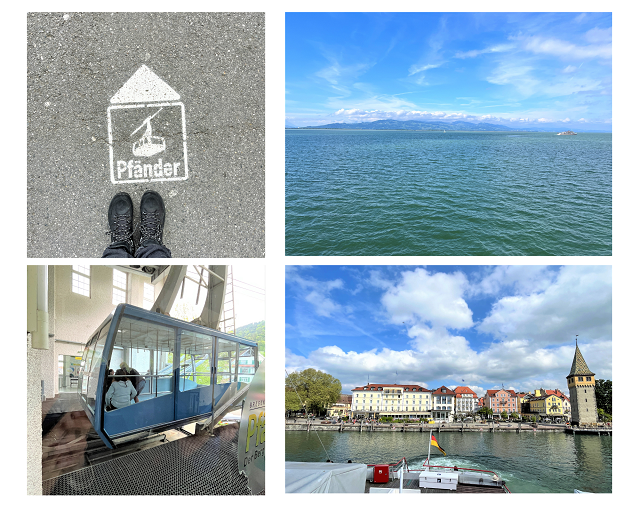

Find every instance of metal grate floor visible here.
[43,424,260,495]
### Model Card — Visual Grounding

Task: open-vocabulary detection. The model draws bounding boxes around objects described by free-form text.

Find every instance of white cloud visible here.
[520,36,611,60]
[477,266,612,346]
[454,44,515,59]
[408,63,442,76]
[470,266,555,297]
[562,65,578,73]
[316,60,372,86]
[381,268,473,329]
[584,27,612,44]
[487,64,540,97]
[287,268,344,318]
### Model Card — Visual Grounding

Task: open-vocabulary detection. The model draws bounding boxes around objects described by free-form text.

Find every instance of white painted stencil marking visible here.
[107,65,188,184]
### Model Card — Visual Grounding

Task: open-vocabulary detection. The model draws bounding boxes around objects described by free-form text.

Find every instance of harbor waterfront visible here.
[285,428,612,493]
[285,129,612,256]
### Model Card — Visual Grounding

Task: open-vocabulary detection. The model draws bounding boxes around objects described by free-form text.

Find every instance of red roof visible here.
[432,386,455,395]
[351,384,430,392]
[454,386,478,398]
[486,389,517,397]
[545,389,569,401]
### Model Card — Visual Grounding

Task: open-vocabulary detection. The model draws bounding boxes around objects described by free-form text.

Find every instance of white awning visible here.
[285,462,367,493]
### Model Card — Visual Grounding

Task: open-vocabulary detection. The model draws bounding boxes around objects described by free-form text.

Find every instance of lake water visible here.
[285,430,612,493]
[285,130,612,256]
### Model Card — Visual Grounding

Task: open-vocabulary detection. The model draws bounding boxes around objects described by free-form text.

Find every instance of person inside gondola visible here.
[120,362,146,403]
[105,369,137,409]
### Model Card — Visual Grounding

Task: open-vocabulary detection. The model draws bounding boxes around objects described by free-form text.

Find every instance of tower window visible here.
[587,377,591,381]
[578,377,583,381]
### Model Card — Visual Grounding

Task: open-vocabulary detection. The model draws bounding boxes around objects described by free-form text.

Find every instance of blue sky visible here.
[285,266,612,397]
[286,13,612,130]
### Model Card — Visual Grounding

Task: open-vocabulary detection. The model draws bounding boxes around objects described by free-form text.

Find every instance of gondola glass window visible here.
[179,331,213,388]
[82,321,110,413]
[239,347,257,383]
[108,315,176,407]
[216,339,238,384]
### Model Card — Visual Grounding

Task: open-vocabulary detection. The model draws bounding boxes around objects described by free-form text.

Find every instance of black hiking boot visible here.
[139,190,166,248]
[106,192,134,254]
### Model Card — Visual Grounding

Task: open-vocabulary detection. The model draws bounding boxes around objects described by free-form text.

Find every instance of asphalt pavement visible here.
[27,12,264,257]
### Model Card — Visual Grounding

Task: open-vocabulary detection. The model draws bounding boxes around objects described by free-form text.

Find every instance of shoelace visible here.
[140,210,163,242]
[106,213,133,243]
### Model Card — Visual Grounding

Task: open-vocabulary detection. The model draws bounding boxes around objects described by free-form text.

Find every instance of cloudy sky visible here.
[285,266,612,397]
[286,12,612,130]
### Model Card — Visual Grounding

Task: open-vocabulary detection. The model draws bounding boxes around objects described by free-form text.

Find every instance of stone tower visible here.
[566,340,598,425]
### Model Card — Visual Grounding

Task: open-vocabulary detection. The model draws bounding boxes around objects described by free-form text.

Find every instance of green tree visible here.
[285,368,342,416]
[594,379,612,416]
[501,410,508,420]
[236,320,266,357]
[285,388,302,415]
[477,407,493,419]
[597,408,612,422]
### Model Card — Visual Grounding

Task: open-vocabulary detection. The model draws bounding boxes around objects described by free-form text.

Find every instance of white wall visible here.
[26,333,43,495]
[40,266,153,398]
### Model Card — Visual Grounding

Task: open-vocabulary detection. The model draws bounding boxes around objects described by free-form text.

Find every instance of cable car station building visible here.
[27,265,264,495]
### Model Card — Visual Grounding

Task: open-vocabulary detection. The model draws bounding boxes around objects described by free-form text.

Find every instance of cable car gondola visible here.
[131,108,166,157]
[78,303,259,449]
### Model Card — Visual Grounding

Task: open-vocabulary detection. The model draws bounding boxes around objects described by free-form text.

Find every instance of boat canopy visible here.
[285,462,367,493]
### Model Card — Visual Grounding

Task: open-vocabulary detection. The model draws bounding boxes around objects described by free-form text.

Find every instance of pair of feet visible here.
[107,191,166,254]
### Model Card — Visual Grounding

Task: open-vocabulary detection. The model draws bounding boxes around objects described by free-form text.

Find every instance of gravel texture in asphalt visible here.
[28,12,265,258]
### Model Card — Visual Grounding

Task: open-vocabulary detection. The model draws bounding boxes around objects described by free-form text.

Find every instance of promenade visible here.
[285,419,572,433]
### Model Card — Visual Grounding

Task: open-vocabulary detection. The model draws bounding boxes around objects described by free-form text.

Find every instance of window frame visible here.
[112,269,128,305]
[72,264,91,297]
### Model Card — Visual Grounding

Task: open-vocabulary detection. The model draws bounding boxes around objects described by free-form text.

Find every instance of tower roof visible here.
[567,343,595,377]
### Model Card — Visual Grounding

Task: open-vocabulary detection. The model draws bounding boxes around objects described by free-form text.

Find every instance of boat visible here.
[285,429,509,493]
[285,458,510,493]
[557,130,577,135]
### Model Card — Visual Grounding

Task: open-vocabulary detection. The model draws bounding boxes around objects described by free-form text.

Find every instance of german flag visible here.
[431,434,446,456]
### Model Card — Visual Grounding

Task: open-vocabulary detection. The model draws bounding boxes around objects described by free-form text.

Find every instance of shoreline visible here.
[285,420,611,435]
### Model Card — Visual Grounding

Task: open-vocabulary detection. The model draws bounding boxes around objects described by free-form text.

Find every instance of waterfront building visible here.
[529,392,565,419]
[327,394,352,418]
[545,389,571,418]
[351,384,432,420]
[567,341,598,425]
[485,388,518,417]
[453,386,478,417]
[432,385,455,422]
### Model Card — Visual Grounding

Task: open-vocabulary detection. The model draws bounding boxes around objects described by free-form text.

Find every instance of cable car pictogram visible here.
[131,107,166,157]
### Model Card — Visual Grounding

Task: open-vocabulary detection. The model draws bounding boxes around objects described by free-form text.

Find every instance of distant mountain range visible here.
[285,119,610,133]
[293,119,537,131]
